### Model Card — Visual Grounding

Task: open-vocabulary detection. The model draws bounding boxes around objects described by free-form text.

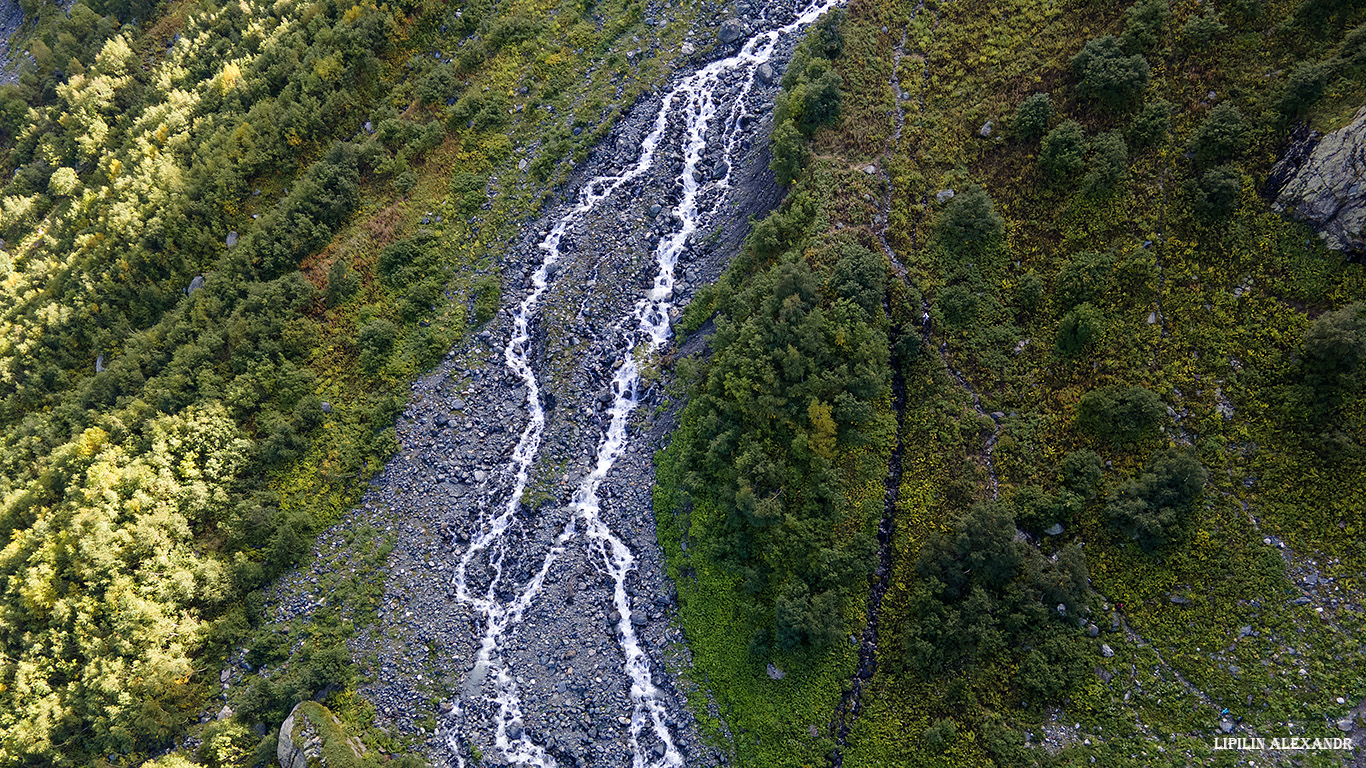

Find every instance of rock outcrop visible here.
[1271,105,1366,256]
[277,702,366,768]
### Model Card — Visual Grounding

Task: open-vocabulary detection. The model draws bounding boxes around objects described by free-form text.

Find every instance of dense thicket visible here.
[675,217,891,651]
[903,502,1091,701]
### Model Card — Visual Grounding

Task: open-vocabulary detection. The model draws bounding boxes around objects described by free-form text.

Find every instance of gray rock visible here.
[979,120,994,138]
[718,19,745,44]
[755,62,775,85]
[1169,594,1191,605]
[1086,623,1099,637]
[226,231,238,248]
[1045,523,1064,536]
[186,274,205,295]
[1100,643,1114,658]
[936,189,955,204]
[1337,718,1355,733]
[277,704,308,768]
[95,353,105,373]
[766,662,785,680]
[320,401,332,414]
[1219,720,1234,734]
[1271,105,1366,254]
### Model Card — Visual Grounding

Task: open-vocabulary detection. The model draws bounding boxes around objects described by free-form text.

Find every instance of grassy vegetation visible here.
[655,0,1366,765]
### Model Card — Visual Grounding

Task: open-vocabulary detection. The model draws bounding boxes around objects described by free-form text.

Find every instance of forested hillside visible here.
[655,0,1366,765]
[0,0,704,763]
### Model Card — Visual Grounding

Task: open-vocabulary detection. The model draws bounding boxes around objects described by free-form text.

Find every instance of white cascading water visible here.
[443,3,845,766]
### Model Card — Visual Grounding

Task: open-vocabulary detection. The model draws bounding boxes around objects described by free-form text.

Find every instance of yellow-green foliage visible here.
[0,0,707,763]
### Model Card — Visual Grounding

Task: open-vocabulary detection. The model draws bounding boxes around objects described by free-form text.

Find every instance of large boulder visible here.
[276,702,366,768]
[718,19,745,44]
[1270,105,1366,256]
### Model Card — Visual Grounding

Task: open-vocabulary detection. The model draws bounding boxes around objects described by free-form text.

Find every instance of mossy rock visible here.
[277,702,366,768]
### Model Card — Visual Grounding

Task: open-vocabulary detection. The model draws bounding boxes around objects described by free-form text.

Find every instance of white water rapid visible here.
[442,4,844,766]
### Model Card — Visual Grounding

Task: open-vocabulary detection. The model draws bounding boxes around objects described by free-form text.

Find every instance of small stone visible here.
[863,164,877,175]
[1100,644,1114,658]
[1045,523,1064,536]
[451,398,467,410]
[936,189,955,204]
[186,274,205,295]
[1147,311,1157,324]
[1219,720,1234,734]
[1086,623,1099,637]
[979,120,994,138]
[1169,594,1191,605]
[1337,718,1355,733]
[518,158,529,172]
[648,203,662,217]
[756,62,775,84]
[1238,625,1253,638]
[766,662,785,680]
[225,231,238,248]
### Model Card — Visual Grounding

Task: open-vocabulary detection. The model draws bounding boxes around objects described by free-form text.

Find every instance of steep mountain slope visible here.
[655,0,1366,766]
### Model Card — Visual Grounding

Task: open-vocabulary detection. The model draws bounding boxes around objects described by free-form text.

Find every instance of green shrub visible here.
[1039,120,1087,179]
[1055,250,1114,310]
[1277,60,1333,118]
[1082,131,1128,196]
[1071,36,1151,110]
[472,274,501,326]
[936,184,1005,262]
[1122,0,1170,51]
[1016,270,1045,313]
[326,257,360,308]
[1192,164,1242,220]
[451,171,488,215]
[1060,449,1104,497]
[1188,103,1249,165]
[1014,486,1082,534]
[770,118,808,185]
[1129,98,1172,148]
[1106,448,1208,550]
[937,285,979,329]
[358,319,397,373]
[924,719,958,752]
[1075,385,1167,445]
[1056,303,1105,356]
[1180,11,1227,45]
[904,502,1090,686]
[416,64,457,106]
[1302,302,1365,392]
[1013,92,1053,141]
